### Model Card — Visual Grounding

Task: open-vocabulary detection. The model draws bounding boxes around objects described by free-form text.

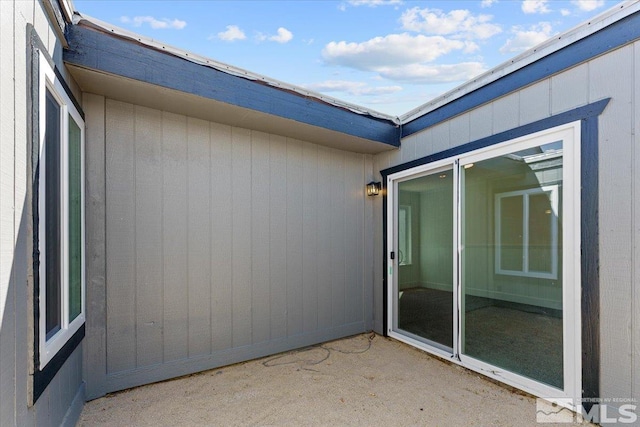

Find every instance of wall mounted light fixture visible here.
[367,181,381,196]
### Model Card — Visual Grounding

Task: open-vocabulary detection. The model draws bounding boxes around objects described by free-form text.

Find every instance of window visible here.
[37,51,85,369]
[398,205,412,265]
[495,186,559,279]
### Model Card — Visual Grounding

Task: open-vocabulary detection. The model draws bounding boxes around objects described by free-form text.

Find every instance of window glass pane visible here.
[397,169,454,350]
[529,192,553,273]
[499,195,523,272]
[45,90,61,340]
[462,142,564,389]
[68,115,82,321]
[398,206,410,265]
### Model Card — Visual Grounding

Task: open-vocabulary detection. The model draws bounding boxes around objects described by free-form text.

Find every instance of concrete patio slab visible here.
[78,334,588,426]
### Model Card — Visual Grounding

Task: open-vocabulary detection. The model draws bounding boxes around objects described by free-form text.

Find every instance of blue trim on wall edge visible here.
[402,10,639,138]
[382,98,609,177]
[381,98,607,403]
[63,24,400,147]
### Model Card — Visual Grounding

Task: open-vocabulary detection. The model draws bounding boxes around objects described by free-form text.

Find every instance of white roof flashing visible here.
[71,13,400,125]
[71,1,639,128]
[399,0,640,123]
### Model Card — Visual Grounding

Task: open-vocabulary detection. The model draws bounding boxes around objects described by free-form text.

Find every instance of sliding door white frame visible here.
[386,121,581,407]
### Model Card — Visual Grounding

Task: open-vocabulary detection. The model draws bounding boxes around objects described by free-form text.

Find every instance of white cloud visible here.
[560,8,571,16]
[347,0,403,6]
[303,80,402,96]
[255,27,294,43]
[323,33,466,70]
[322,33,486,84]
[500,22,553,53]
[463,41,480,54]
[270,27,293,43]
[571,0,605,11]
[480,0,498,7]
[399,7,501,40]
[521,0,551,14]
[376,62,486,83]
[217,25,246,41]
[120,16,186,30]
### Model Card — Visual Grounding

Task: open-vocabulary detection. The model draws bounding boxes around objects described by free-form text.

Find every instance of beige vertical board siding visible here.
[13,1,33,423]
[431,121,451,155]
[210,122,233,351]
[93,100,372,393]
[84,93,107,398]
[32,0,49,52]
[0,1,16,424]
[345,151,364,324]
[162,112,189,362]
[551,64,588,115]
[269,134,287,339]
[105,100,137,373]
[372,154,385,334]
[414,128,432,159]
[251,131,271,344]
[134,106,164,367]
[401,135,416,163]
[590,45,634,402]
[363,155,375,330]
[231,127,252,347]
[316,146,333,330]
[0,0,86,423]
[388,144,402,169]
[187,117,211,357]
[302,142,318,333]
[634,39,640,407]
[331,150,347,327]
[492,93,520,134]
[286,139,304,337]
[468,103,493,142]
[519,80,550,124]
[448,113,470,148]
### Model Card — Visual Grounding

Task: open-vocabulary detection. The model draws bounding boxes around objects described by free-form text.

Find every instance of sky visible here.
[72,0,620,117]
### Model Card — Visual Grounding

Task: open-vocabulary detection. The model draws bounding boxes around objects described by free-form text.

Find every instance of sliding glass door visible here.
[387,122,580,400]
[394,165,455,352]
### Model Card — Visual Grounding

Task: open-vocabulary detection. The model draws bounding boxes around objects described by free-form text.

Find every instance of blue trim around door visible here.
[382,98,609,405]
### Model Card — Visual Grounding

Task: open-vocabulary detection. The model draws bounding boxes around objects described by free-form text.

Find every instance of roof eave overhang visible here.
[63,22,401,154]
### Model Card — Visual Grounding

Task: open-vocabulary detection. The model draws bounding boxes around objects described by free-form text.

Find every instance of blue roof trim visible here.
[401,10,639,138]
[382,98,609,177]
[63,24,400,147]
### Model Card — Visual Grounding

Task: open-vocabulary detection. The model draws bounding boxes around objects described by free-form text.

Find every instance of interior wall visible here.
[84,95,376,397]
[418,184,453,292]
[398,191,420,289]
[373,40,640,408]
[0,1,85,426]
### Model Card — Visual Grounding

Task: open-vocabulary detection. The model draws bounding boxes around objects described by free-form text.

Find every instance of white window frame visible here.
[494,185,559,280]
[398,205,412,266]
[38,51,86,368]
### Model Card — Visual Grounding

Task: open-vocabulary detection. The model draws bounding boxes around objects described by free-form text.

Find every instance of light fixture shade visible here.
[367,181,381,196]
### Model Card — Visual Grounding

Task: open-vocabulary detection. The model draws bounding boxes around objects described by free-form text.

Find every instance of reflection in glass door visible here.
[395,167,454,351]
[461,142,564,389]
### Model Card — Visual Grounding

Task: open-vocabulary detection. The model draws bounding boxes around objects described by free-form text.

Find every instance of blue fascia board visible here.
[402,10,640,138]
[382,98,609,177]
[63,24,400,147]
